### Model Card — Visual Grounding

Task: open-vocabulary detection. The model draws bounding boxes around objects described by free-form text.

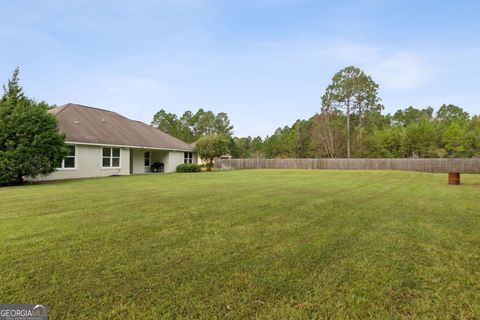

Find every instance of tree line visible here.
[152,66,480,159]
[152,108,233,143]
[254,103,479,159]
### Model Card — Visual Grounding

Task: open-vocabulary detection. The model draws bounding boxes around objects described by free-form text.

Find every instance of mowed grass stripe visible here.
[0,170,479,319]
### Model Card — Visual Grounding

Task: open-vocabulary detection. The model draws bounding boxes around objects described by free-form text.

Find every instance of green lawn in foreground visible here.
[0,170,479,319]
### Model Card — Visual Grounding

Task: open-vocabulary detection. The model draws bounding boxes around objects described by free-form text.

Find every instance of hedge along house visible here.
[40,103,197,180]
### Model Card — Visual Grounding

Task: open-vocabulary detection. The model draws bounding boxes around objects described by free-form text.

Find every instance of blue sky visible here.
[1,0,479,137]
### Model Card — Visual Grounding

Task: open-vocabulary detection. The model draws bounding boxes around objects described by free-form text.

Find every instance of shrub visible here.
[176,163,201,173]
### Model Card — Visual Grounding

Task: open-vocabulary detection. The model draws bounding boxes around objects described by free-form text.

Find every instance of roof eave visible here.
[65,141,194,152]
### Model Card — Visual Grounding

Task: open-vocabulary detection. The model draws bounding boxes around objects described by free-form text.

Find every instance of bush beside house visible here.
[176,163,201,172]
[0,68,67,186]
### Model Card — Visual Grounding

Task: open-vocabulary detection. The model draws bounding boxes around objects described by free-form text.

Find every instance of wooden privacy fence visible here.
[215,158,480,173]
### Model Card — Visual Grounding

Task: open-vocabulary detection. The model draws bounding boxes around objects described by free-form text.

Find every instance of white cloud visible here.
[317,43,381,63]
[96,75,172,97]
[369,52,433,89]
[312,41,434,89]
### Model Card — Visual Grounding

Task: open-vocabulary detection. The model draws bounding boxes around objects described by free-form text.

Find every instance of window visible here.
[57,146,76,169]
[144,151,151,166]
[184,152,193,164]
[102,147,120,168]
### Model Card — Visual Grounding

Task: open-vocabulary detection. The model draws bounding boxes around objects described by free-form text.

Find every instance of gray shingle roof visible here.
[51,103,193,151]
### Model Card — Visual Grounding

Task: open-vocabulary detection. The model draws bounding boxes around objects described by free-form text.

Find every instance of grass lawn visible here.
[1,170,479,319]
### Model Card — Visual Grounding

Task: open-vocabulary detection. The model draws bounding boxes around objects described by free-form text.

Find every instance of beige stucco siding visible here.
[37,144,130,180]
[37,145,197,180]
[164,151,197,172]
[165,151,184,173]
[131,149,147,174]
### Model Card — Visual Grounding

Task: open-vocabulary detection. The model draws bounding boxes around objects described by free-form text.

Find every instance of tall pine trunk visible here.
[346,98,351,158]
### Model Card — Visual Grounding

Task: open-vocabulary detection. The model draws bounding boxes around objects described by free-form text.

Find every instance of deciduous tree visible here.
[194,134,230,171]
[311,111,346,158]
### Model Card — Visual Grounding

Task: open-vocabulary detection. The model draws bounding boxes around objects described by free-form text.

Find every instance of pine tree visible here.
[0,68,67,185]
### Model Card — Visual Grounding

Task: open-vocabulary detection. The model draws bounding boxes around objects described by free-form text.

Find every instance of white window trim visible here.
[184,152,193,164]
[101,147,122,169]
[57,145,78,171]
[144,150,151,167]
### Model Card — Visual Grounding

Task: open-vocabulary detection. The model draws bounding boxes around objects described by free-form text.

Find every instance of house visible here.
[39,103,197,180]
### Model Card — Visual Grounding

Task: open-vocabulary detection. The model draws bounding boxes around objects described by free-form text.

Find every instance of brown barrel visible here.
[448,172,460,185]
